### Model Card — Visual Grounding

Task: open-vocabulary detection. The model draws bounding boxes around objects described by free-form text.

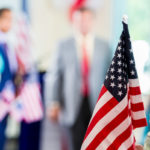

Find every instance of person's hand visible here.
[135,144,144,150]
[47,103,61,122]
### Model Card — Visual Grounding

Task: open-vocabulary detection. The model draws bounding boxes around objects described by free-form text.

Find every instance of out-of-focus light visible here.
[132,40,150,94]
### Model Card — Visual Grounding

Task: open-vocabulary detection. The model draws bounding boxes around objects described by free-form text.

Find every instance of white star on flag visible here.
[131,70,135,75]
[110,68,115,73]
[118,61,122,66]
[118,68,122,73]
[130,59,134,64]
[110,75,115,80]
[110,82,115,88]
[118,91,123,96]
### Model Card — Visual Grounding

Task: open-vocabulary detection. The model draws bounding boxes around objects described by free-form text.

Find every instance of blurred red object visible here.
[69,0,86,20]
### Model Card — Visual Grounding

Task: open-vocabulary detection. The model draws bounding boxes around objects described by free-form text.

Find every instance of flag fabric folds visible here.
[81,17,147,150]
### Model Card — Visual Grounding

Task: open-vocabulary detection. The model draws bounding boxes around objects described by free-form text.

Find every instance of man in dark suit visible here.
[45,7,111,150]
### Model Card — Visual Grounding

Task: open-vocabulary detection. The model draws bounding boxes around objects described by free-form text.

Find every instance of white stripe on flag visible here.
[131,110,146,120]
[130,95,142,104]
[129,79,139,87]
[81,94,128,150]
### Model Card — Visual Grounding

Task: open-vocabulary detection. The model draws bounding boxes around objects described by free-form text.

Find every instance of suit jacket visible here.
[45,36,111,127]
[0,44,12,92]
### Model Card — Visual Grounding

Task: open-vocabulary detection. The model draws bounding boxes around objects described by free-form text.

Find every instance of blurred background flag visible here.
[14,15,32,74]
[20,81,43,123]
[11,79,43,123]
[0,78,43,123]
[81,16,147,150]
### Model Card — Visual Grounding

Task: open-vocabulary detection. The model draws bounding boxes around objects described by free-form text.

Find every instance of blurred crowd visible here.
[0,2,150,150]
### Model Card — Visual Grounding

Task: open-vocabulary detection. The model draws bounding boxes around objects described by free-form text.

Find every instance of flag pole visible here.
[122,15,128,24]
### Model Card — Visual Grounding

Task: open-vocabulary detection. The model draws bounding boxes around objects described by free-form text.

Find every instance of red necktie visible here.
[81,42,89,96]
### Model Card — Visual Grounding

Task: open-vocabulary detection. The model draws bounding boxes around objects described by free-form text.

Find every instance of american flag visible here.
[14,14,32,73]
[81,18,147,150]
[11,82,43,123]
[0,77,43,123]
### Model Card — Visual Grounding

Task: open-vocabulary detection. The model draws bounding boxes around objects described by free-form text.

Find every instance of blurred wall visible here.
[112,0,126,51]
[0,0,21,12]
[30,0,113,71]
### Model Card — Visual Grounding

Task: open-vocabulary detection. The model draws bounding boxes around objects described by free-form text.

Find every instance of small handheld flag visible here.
[81,15,147,150]
[10,82,43,123]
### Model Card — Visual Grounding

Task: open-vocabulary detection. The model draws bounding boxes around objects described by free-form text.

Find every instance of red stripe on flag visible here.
[107,125,133,150]
[131,102,144,112]
[129,87,141,95]
[132,119,147,129]
[84,96,118,141]
[128,142,135,150]
[97,86,107,102]
[86,106,129,150]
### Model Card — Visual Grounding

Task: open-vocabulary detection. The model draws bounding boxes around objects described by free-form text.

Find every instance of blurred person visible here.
[135,145,144,150]
[45,7,111,150]
[144,132,150,150]
[0,8,17,150]
[0,8,43,150]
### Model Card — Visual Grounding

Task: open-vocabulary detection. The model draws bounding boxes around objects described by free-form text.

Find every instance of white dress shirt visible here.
[75,32,95,65]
